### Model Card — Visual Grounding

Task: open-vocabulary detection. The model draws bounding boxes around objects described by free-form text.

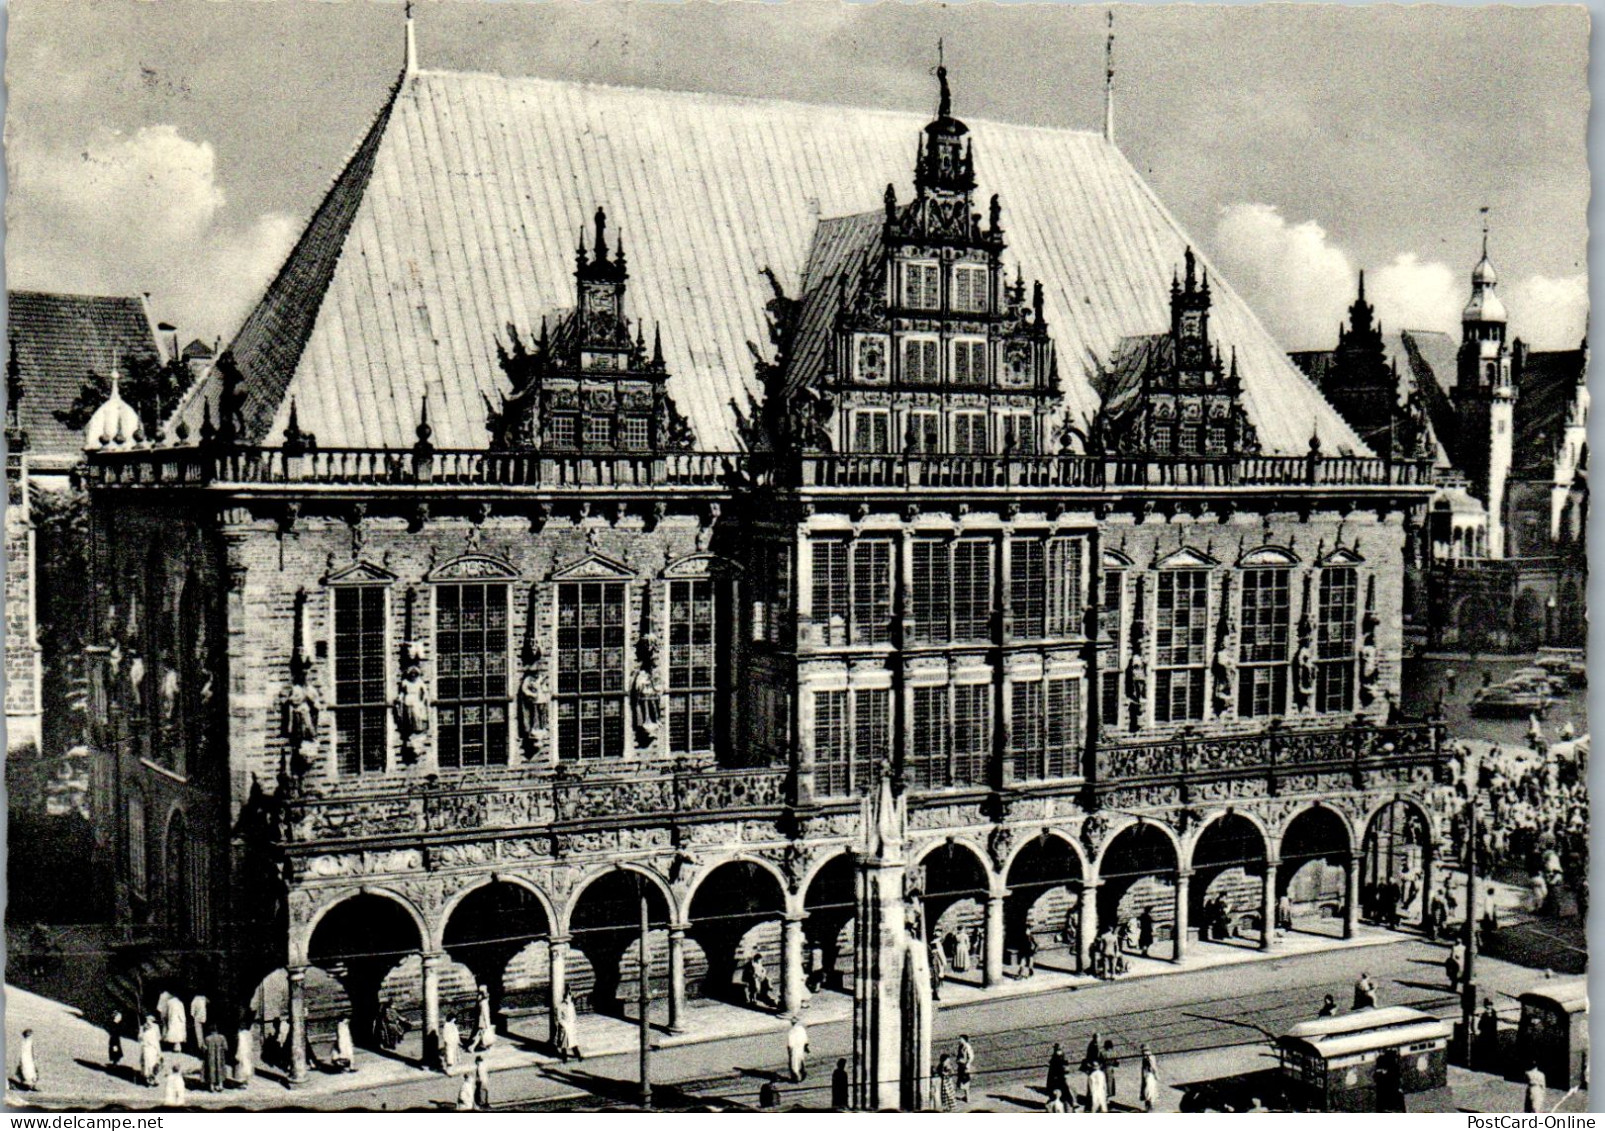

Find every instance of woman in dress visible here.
[1140,1044,1160,1112]
[140,1015,163,1086]
[934,1053,955,1111]
[556,990,581,1061]
[441,1015,461,1071]
[334,1016,356,1073]
[162,1063,187,1108]
[234,1022,256,1087]
[472,986,496,1051]
[1045,1042,1070,1103]
[456,1070,476,1111]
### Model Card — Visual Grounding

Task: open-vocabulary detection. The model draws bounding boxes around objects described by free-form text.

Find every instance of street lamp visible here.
[1546,596,1557,646]
[1459,791,1479,1067]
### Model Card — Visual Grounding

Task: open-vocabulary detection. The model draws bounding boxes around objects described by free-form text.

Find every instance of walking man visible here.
[786,1015,809,1083]
[1086,1057,1109,1113]
[831,1057,850,1110]
[1045,1042,1070,1102]
[1140,1044,1160,1112]
[473,1054,490,1110]
[189,993,209,1054]
[162,993,188,1054]
[106,1010,126,1069]
[956,1035,975,1103]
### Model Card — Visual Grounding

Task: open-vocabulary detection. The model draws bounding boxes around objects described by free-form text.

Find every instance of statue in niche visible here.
[1358,580,1381,707]
[126,653,146,712]
[1124,646,1148,731]
[393,643,431,764]
[631,634,663,745]
[159,663,180,726]
[516,643,550,762]
[1211,636,1238,718]
[1294,622,1317,710]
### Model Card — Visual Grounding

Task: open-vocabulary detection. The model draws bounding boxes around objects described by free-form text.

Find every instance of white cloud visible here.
[1367,253,1461,336]
[1211,203,1354,350]
[6,125,296,343]
[1507,273,1589,350]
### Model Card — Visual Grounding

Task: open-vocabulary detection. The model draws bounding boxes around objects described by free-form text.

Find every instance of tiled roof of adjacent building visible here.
[7,290,163,460]
[178,68,1366,456]
[1512,347,1585,476]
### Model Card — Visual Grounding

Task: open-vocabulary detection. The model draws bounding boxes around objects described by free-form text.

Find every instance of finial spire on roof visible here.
[1357,269,1366,303]
[935,39,950,119]
[1104,9,1116,143]
[1480,205,1490,257]
[594,206,609,263]
[404,0,417,79]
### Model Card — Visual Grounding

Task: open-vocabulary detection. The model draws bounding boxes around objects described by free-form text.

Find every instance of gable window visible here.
[902,337,939,384]
[1237,568,1291,717]
[333,584,388,775]
[1207,421,1229,454]
[852,409,890,454]
[905,410,940,453]
[1317,567,1360,713]
[1151,421,1173,455]
[557,581,627,759]
[621,415,650,450]
[436,583,511,768]
[1154,568,1209,723]
[1178,423,1200,456]
[1012,678,1080,781]
[953,265,988,313]
[953,411,988,454]
[1002,412,1035,454]
[667,579,717,755]
[952,339,988,385]
[903,261,939,310]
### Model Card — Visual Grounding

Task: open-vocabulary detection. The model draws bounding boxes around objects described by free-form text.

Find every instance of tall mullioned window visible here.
[1237,569,1290,717]
[903,262,939,309]
[333,585,388,774]
[1155,569,1209,723]
[1317,568,1360,713]
[851,540,894,645]
[1100,571,1125,727]
[909,686,951,790]
[814,688,888,799]
[557,582,626,759]
[1011,540,1046,638]
[1047,539,1084,637]
[812,541,850,646]
[953,265,989,313]
[952,684,991,787]
[1013,679,1080,780]
[668,579,717,755]
[435,583,511,768]
[813,690,849,796]
[912,537,994,644]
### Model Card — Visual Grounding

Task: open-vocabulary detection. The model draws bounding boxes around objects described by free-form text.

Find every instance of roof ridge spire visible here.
[404,0,417,80]
[1104,9,1116,143]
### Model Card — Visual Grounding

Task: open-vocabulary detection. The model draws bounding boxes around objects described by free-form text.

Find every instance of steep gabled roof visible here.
[6,290,163,460]
[788,212,884,399]
[1514,348,1585,475]
[183,70,1365,456]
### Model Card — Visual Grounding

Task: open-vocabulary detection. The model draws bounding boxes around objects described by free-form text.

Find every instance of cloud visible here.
[6,125,296,343]
[1507,273,1589,350]
[1367,253,1461,336]
[1211,203,1354,350]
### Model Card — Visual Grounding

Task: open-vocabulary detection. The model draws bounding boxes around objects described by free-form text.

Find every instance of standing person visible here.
[333,1016,356,1073]
[1476,999,1500,1068]
[786,1015,809,1083]
[162,1063,187,1107]
[375,1000,409,1051]
[1086,1058,1109,1113]
[163,993,188,1054]
[928,937,949,1001]
[956,1035,975,1103]
[441,1014,461,1072]
[471,985,496,1051]
[1045,1090,1067,1113]
[807,940,827,993]
[1140,1044,1160,1112]
[189,993,209,1054]
[14,1029,39,1091]
[1446,669,1459,696]
[1446,942,1465,989]
[1353,972,1377,1010]
[1045,1042,1070,1103]
[473,1055,490,1110]
[758,1080,780,1110]
[1018,929,1037,977]
[1102,1039,1120,1103]
[140,1016,163,1086]
[202,1028,229,1093]
[934,1053,956,1111]
[831,1057,851,1110]
[1318,994,1338,1018]
[555,990,581,1061]
[1083,1033,1102,1075]
[234,1021,256,1087]
[1523,1064,1547,1113]
[107,1010,127,1069]
[456,1070,476,1111]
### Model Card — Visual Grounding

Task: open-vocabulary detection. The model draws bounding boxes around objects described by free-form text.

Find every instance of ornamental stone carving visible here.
[393,641,431,765]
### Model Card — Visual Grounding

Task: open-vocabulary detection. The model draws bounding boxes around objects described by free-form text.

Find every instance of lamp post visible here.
[638,876,653,1109]
[1459,791,1479,1067]
[1546,596,1557,646]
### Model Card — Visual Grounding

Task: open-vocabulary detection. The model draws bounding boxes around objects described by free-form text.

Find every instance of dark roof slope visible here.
[6,290,162,459]
[1514,348,1584,475]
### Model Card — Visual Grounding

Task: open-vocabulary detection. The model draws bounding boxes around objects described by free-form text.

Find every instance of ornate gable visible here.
[550,552,636,582]
[427,553,521,583]
[323,559,396,585]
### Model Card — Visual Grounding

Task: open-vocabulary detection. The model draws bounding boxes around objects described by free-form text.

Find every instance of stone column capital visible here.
[548,933,573,947]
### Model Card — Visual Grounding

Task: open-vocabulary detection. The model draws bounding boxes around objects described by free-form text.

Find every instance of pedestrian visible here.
[1045,1089,1067,1113]
[555,990,582,1061]
[1083,1032,1102,1074]
[1045,1042,1070,1102]
[1140,1044,1160,1112]
[1318,993,1337,1018]
[374,1000,409,1051]
[956,1034,975,1103]
[162,1063,187,1107]
[456,1070,476,1111]
[442,1014,462,1071]
[1102,1039,1120,1101]
[807,941,827,993]
[140,1015,163,1086]
[1429,895,1447,941]
[1276,894,1293,934]
[189,992,209,1053]
[14,1029,39,1091]
[471,985,496,1051]
[831,1057,850,1110]
[107,1010,126,1068]
[928,937,948,1001]
[234,1021,256,1087]
[1446,669,1459,696]
[1353,972,1377,1010]
[758,1080,780,1110]
[1018,930,1037,977]
[934,1053,956,1111]
[202,1027,228,1092]
[1086,1058,1109,1113]
[786,1015,809,1082]
[1477,999,1500,1068]
[163,992,188,1053]
[473,1054,490,1109]
[1446,942,1464,989]
[1524,1064,1547,1113]
[334,1016,356,1073]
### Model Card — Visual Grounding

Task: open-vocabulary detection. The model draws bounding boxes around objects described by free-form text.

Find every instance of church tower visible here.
[1325,272,1399,452]
[1452,224,1516,557]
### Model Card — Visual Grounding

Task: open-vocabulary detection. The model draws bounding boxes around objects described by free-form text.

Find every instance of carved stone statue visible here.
[126,653,146,711]
[394,648,431,764]
[279,661,323,778]
[1211,639,1237,717]
[1294,632,1317,709]
[630,634,663,744]
[159,664,180,725]
[516,646,549,762]
[1124,649,1148,730]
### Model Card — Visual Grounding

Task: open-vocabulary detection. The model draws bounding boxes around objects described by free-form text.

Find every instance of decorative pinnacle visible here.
[594,206,609,263]
[415,393,433,445]
[934,38,951,119]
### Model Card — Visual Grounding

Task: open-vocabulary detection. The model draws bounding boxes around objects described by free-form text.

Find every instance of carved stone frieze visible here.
[306,849,424,878]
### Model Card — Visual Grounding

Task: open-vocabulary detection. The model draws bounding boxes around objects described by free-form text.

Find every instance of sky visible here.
[3,1,1590,353]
